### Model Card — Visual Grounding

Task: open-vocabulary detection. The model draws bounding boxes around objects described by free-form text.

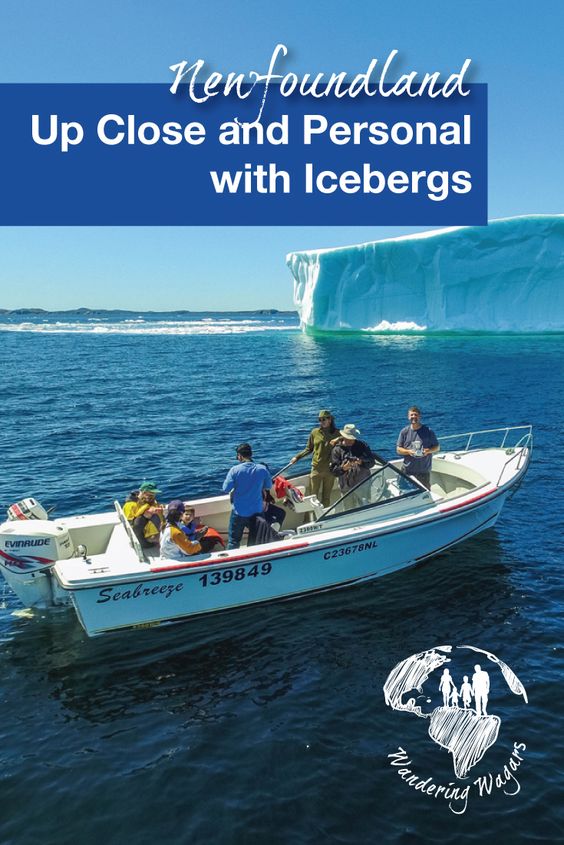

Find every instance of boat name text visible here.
[96,582,184,603]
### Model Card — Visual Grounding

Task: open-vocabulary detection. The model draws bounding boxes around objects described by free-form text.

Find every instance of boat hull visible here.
[68,490,506,636]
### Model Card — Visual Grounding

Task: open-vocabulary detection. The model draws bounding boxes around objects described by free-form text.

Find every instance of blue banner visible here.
[0,83,487,225]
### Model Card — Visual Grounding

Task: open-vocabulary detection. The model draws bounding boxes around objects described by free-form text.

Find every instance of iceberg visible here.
[287,215,564,332]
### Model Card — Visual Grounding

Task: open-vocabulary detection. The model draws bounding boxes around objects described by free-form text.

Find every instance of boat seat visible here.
[445,486,474,500]
[430,482,447,498]
[105,522,141,560]
[287,494,324,518]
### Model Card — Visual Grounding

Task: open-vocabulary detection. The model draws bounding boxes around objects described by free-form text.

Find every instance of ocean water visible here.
[0,311,562,844]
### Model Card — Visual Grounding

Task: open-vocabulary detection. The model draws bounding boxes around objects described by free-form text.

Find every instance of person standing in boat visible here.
[289,409,339,507]
[160,500,202,560]
[329,424,376,508]
[222,443,273,550]
[396,406,439,490]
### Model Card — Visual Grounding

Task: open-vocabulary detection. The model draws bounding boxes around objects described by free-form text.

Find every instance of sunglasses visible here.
[319,416,330,421]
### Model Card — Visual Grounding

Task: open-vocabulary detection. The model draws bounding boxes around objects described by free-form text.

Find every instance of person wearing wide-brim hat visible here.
[290,409,339,507]
[337,424,361,441]
[329,424,376,506]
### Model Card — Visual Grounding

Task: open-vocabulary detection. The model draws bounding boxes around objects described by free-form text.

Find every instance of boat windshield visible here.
[320,463,423,521]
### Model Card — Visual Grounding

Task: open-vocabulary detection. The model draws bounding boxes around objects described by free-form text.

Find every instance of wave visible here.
[0,319,299,336]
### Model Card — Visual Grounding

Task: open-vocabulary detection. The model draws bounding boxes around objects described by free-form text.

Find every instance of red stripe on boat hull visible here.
[151,541,310,573]
[438,487,497,514]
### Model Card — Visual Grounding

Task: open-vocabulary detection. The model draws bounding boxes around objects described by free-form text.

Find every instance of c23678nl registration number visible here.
[323,539,378,560]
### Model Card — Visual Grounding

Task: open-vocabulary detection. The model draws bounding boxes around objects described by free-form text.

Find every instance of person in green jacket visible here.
[290,410,339,507]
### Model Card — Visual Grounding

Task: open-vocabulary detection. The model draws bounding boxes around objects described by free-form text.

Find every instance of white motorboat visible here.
[0,425,532,637]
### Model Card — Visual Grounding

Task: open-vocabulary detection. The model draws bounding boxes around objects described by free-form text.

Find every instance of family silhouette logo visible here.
[383,645,528,814]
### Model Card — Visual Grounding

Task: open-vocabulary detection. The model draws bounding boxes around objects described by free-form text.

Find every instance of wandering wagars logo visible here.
[383,645,528,815]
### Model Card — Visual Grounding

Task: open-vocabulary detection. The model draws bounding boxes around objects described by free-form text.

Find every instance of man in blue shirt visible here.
[396,406,439,490]
[222,443,273,549]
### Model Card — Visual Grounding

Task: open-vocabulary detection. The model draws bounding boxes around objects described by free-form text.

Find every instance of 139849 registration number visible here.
[199,562,272,587]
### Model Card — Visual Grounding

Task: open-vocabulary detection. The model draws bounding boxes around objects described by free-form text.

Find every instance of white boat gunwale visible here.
[52,491,447,589]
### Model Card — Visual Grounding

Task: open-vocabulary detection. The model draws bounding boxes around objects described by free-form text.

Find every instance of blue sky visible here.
[1,0,563,310]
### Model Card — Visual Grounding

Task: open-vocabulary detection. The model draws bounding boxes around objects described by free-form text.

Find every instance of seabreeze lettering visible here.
[96,582,183,603]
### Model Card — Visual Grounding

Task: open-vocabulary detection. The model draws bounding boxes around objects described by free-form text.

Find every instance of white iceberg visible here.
[287,214,564,332]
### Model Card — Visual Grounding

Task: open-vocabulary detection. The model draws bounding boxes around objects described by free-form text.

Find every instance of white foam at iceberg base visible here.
[363,320,427,332]
[287,215,564,333]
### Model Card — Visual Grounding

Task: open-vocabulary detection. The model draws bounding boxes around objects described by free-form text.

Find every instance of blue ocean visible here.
[0,310,562,844]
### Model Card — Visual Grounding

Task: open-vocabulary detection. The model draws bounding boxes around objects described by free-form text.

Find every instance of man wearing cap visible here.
[222,444,273,550]
[123,482,164,548]
[330,424,376,508]
[396,406,439,490]
[289,410,339,507]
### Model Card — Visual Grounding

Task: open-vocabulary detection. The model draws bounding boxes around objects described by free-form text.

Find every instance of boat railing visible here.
[438,425,533,487]
[114,501,146,563]
[439,424,532,452]
[289,425,532,517]
[496,440,533,487]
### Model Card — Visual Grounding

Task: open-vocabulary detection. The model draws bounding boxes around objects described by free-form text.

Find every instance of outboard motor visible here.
[0,501,74,607]
[7,498,50,522]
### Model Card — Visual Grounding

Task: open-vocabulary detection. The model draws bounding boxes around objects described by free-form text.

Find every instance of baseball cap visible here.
[139,481,161,494]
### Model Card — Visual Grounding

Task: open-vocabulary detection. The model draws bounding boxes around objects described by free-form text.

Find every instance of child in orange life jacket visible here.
[180,506,205,541]
[180,505,225,552]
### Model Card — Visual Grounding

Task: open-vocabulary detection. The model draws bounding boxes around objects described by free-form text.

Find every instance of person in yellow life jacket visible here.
[160,500,202,560]
[123,481,164,548]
